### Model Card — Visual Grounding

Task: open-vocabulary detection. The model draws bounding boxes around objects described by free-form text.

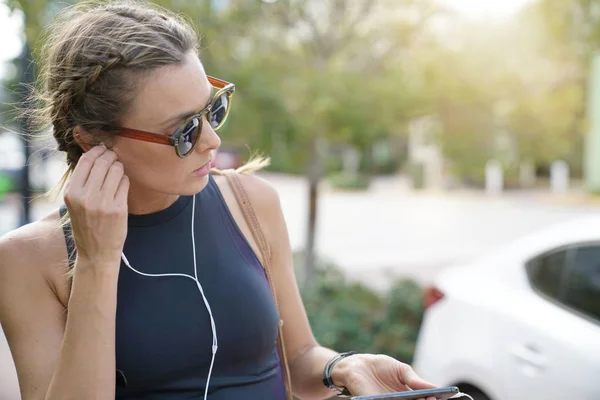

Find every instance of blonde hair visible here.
[211,155,270,176]
[27,0,267,271]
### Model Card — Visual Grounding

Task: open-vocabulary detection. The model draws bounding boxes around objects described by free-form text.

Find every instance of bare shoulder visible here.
[0,209,65,269]
[0,210,71,306]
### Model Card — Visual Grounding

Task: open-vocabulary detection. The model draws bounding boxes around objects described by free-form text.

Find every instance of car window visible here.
[562,245,600,322]
[526,249,567,300]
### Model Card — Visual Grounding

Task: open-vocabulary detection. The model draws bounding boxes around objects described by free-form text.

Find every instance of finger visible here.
[101,161,124,196]
[114,175,130,204]
[398,364,436,390]
[84,150,119,191]
[69,146,106,189]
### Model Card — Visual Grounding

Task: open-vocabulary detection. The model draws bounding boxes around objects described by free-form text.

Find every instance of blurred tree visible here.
[250,0,440,287]
[6,0,51,44]
[507,82,584,169]
[512,0,592,175]
[535,0,600,63]
[408,33,504,183]
[399,4,592,184]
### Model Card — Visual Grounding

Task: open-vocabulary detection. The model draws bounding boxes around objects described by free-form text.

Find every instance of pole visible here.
[19,41,35,226]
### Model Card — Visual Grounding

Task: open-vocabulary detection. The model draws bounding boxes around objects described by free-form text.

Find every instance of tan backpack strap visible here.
[222,170,294,400]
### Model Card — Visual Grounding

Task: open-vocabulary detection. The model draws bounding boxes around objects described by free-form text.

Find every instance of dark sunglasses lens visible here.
[209,92,230,130]
[177,116,201,156]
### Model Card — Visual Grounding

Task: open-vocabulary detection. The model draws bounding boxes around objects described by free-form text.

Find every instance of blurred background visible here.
[1,0,600,399]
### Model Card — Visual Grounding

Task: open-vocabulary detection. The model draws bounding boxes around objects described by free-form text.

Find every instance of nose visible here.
[196,118,221,155]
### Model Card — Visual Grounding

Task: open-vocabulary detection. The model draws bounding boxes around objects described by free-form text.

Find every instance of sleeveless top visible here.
[59,175,287,399]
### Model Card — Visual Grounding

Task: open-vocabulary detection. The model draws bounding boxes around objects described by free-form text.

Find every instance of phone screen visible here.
[350,386,460,400]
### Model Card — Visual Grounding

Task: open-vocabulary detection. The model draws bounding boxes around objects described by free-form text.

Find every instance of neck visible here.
[126,184,180,215]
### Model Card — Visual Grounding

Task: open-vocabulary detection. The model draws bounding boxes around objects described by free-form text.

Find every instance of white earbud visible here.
[120,195,217,400]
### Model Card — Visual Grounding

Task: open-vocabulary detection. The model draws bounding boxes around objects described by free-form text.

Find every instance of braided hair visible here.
[31,0,199,179]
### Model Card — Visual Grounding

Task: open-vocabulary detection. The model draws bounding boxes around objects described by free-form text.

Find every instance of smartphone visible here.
[350,386,460,400]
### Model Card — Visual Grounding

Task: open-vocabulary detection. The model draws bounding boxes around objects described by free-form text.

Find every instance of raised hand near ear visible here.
[64,145,129,269]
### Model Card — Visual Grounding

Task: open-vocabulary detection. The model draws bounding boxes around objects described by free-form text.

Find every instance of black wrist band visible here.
[323,351,357,396]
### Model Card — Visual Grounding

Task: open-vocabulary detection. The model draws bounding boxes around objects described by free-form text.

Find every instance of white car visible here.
[413,216,600,400]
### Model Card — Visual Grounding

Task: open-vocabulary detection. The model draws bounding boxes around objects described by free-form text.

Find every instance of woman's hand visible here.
[331,354,437,400]
[64,145,130,267]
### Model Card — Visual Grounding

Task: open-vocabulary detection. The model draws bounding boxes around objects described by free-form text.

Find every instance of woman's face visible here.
[111,52,221,198]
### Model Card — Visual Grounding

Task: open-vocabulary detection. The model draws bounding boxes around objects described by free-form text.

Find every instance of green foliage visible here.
[296,252,426,364]
[0,173,15,198]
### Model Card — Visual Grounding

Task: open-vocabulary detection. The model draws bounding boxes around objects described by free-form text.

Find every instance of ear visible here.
[73,126,97,153]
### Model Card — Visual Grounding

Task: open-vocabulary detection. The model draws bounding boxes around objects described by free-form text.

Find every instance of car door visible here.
[506,243,600,400]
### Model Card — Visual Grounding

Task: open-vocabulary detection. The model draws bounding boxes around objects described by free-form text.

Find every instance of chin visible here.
[179,174,210,196]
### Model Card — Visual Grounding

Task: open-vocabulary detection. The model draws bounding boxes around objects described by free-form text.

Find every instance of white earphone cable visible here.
[120,195,217,400]
[450,393,474,400]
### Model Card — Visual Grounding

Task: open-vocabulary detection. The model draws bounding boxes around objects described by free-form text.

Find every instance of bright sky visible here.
[0,0,534,74]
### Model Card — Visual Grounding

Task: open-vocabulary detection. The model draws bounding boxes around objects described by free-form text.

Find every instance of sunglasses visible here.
[113,76,235,158]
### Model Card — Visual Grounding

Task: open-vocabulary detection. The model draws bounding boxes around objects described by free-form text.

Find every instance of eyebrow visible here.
[158,82,214,128]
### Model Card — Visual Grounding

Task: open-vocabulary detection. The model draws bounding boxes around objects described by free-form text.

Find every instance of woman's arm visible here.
[0,230,120,400]
[46,257,120,399]
[0,146,129,400]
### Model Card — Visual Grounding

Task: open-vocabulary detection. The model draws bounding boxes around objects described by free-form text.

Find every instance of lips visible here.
[192,159,213,177]
[196,160,212,171]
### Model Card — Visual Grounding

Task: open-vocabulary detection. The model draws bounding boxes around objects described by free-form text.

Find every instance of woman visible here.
[0,2,438,399]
